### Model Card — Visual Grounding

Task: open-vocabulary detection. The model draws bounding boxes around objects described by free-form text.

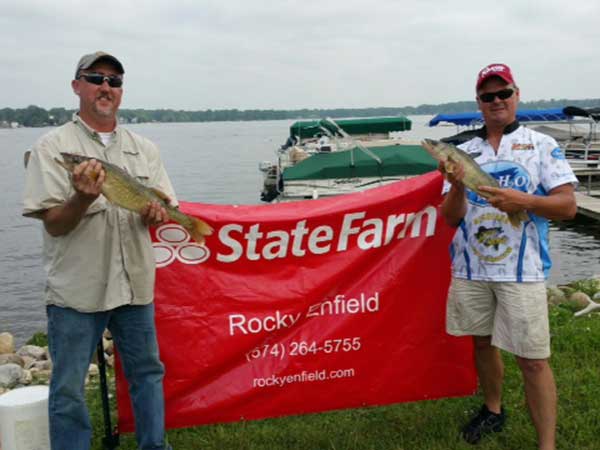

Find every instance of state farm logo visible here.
[153,224,210,268]
[150,205,438,266]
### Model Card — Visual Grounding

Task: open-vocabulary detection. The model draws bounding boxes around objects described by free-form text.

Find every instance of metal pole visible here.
[97,340,120,449]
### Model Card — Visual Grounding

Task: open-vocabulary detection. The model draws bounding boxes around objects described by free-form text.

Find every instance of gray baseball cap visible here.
[74,51,125,79]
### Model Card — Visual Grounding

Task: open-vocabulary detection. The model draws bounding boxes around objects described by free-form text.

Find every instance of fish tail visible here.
[507,210,529,228]
[185,216,214,245]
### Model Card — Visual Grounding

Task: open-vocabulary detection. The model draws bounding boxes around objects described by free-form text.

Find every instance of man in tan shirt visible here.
[23,51,175,450]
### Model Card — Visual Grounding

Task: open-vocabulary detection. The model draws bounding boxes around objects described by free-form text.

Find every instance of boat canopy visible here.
[563,106,600,122]
[283,144,437,181]
[428,108,568,127]
[290,117,412,139]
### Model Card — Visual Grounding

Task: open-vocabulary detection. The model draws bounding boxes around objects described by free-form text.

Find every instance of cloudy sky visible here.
[2,0,599,110]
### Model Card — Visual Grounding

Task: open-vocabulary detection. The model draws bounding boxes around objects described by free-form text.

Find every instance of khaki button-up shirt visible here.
[23,114,178,312]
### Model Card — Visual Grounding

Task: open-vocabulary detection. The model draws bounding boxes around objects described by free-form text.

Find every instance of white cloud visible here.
[1,0,599,109]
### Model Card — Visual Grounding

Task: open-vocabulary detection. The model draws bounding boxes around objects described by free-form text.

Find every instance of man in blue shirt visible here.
[441,63,577,450]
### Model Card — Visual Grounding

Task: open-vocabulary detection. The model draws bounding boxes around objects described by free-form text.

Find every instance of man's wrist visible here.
[450,183,465,195]
[71,191,98,209]
[523,193,536,211]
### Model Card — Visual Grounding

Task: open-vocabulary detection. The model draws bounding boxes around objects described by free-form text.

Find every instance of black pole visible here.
[97,340,120,449]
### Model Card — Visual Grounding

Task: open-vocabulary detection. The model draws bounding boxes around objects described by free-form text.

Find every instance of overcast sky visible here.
[2,0,598,110]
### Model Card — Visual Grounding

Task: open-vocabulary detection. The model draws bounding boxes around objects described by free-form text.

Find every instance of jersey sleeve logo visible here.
[551,147,566,160]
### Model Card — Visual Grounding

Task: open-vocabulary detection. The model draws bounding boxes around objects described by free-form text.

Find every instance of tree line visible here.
[2,99,600,128]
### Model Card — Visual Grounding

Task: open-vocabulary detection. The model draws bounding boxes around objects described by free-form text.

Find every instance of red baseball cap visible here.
[476,63,516,90]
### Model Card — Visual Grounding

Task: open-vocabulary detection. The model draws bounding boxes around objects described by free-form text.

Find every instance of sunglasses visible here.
[77,72,123,88]
[478,88,514,103]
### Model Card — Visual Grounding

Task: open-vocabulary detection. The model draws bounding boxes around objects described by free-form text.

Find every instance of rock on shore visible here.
[0,331,104,394]
[548,277,600,316]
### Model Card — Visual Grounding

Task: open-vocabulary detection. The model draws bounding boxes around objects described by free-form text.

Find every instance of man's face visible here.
[476,77,519,128]
[72,61,123,120]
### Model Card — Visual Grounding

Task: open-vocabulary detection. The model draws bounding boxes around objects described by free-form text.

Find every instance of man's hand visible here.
[479,184,577,220]
[478,186,529,214]
[140,201,170,227]
[72,159,105,201]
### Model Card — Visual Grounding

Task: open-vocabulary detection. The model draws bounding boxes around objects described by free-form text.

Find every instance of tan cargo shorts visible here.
[446,277,550,359]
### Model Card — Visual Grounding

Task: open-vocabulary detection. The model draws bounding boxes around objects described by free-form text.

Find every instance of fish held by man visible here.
[55,152,213,244]
[421,138,528,228]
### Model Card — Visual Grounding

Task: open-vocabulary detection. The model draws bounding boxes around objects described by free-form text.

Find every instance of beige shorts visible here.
[446,277,550,359]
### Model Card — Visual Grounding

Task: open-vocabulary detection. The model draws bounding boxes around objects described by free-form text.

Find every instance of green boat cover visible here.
[290,117,412,139]
[283,144,437,181]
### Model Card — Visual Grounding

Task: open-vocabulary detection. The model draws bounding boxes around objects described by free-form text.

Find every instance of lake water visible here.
[2,116,600,346]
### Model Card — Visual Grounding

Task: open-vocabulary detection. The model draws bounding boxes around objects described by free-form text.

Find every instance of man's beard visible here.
[92,96,116,118]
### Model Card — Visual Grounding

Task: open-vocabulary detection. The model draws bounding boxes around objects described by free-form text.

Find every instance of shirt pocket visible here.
[122,149,151,186]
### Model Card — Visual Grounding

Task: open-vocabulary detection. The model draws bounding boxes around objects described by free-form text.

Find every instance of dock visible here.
[570,163,600,220]
[575,192,600,221]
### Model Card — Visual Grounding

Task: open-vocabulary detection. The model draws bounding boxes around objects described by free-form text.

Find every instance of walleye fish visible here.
[421,139,529,228]
[55,153,213,244]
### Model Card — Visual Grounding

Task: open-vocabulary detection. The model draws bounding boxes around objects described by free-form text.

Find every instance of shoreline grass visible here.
[88,304,600,450]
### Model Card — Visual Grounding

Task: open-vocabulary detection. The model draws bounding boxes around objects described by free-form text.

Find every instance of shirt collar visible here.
[72,113,119,139]
[475,120,520,139]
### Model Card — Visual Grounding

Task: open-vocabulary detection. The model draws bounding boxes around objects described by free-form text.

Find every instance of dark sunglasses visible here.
[478,88,514,103]
[77,72,123,88]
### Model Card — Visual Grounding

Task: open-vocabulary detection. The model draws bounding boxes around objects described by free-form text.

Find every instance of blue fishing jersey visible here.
[443,125,578,282]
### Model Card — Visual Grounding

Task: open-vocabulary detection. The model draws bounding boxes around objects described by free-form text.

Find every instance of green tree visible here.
[22,105,50,127]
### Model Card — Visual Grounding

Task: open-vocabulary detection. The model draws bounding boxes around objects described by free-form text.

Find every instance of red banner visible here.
[116,172,476,432]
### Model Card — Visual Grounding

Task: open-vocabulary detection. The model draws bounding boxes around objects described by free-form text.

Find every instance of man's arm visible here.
[478,184,577,221]
[42,159,104,236]
[43,193,98,236]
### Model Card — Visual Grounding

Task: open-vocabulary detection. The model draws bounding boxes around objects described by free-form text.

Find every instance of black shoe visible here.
[461,404,506,444]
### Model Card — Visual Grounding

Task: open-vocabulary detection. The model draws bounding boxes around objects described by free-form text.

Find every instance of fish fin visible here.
[519,210,529,221]
[444,155,457,174]
[186,216,214,245]
[151,188,172,204]
[507,210,529,228]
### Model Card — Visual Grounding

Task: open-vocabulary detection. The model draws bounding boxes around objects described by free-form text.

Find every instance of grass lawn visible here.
[88,304,600,450]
